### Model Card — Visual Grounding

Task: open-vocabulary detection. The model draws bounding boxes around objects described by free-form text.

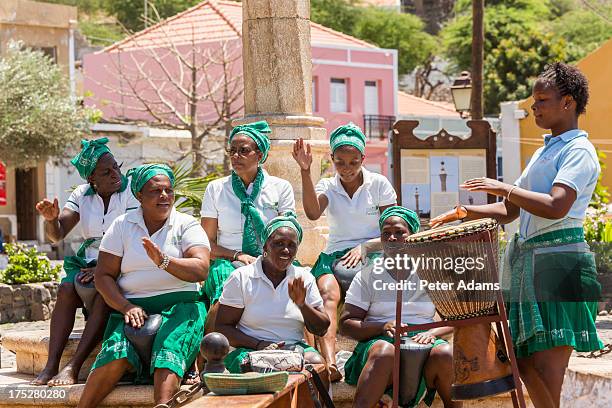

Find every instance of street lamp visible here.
[451,71,472,118]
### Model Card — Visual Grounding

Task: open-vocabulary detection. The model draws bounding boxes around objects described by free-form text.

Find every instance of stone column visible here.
[235,0,328,264]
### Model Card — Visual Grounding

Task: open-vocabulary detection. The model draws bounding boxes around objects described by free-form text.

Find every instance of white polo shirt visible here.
[316,167,397,253]
[99,207,211,299]
[201,170,295,251]
[219,257,324,344]
[345,263,435,325]
[64,182,140,260]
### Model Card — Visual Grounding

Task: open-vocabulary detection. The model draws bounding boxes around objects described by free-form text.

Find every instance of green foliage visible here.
[171,161,222,218]
[353,8,437,75]
[103,0,201,32]
[1,244,61,285]
[310,0,363,35]
[0,42,98,168]
[548,7,612,62]
[79,19,126,46]
[585,150,611,243]
[441,4,566,114]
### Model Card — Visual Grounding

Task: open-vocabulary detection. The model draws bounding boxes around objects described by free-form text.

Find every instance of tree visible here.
[441,3,566,114]
[548,7,612,62]
[93,9,243,176]
[0,42,95,168]
[354,7,437,76]
[103,0,201,32]
[310,0,363,35]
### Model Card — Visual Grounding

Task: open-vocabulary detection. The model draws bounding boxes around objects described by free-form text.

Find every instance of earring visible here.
[263,251,268,257]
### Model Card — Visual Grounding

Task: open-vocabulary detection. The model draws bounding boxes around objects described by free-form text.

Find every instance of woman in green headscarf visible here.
[79,164,211,407]
[32,138,139,386]
[200,120,295,332]
[216,212,329,373]
[340,206,457,408]
[292,123,397,381]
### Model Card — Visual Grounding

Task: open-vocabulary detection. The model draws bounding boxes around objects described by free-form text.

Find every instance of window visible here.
[364,80,379,115]
[30,46,57,64]
[330,78,348,113]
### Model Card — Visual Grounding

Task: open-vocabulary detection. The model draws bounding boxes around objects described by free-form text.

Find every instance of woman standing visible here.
[78,164,210,407]
[33,138,138,386]
[292,123,397,381]
[201,121,295,328]
[430,62,602,408]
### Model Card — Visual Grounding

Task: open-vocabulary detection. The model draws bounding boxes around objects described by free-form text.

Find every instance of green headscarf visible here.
[70,137,112,180]
[263,211,303,244]
[379,206,420,234]
[126,164,175,196]
[229,120,272,163]
[329,123,366,154]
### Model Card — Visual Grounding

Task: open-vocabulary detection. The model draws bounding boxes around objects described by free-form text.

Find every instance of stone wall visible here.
[0,282,58,324]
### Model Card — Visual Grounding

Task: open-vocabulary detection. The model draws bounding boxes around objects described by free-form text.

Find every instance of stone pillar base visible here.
[233,115,329,265]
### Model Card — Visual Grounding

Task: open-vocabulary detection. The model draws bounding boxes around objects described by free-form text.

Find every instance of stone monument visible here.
[235,0,329,264]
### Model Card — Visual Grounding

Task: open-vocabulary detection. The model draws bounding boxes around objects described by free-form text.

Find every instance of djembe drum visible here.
[405,218,515,400]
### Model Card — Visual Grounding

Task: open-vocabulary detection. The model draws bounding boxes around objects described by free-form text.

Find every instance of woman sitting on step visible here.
[201,120,295,331]
[215,213,330,373]
[33,138,139,386]
[292,123,397,381]
[340,206,460,408]
[78,164,210,408]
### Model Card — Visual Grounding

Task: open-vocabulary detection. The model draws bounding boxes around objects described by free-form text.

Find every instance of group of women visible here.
[31,62,602,408]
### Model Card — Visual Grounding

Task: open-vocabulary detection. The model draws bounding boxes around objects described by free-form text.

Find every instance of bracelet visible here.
[232,250,241,262]
[158,253,170,270]
[507,186,517,202]
[455,205,467,220]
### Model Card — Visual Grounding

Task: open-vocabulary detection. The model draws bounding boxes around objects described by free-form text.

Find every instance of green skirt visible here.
[91,291,206,383]
[224,341,318,374]
[344,333,447,408]
[505,228,603,358]
[61,256,96,284]
[203,259,236,308]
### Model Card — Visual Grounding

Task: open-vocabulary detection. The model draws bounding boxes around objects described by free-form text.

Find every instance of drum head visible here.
[331,259,363,294]
[408,218,498,243]
[124,314,163,367]
[74,276,97,312]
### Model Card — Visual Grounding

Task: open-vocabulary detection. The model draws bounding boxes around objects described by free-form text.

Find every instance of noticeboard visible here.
[392,120,497,221]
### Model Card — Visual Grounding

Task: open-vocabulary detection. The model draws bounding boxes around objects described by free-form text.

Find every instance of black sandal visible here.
[182,369,200,385]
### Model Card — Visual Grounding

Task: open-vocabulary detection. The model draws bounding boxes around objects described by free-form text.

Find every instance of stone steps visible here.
[1,330,610,407]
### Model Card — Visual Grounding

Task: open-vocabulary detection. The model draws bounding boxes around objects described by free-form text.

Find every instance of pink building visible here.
[83,0,397,175]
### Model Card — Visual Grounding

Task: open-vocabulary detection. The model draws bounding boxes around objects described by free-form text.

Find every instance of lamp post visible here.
[451,71,472,118]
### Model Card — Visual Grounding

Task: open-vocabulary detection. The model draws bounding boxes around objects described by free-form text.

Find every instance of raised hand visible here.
[460,177,511,197]
[142,237,163,266]
[36,198,60,221]
[292,138,313,171]
[288,276,307,307]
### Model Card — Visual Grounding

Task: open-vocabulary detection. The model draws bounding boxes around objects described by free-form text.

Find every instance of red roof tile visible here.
[398,91,459,118]
[103,0,377,53]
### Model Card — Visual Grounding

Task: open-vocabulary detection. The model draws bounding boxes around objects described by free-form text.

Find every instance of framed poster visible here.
[392,120,497,222]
